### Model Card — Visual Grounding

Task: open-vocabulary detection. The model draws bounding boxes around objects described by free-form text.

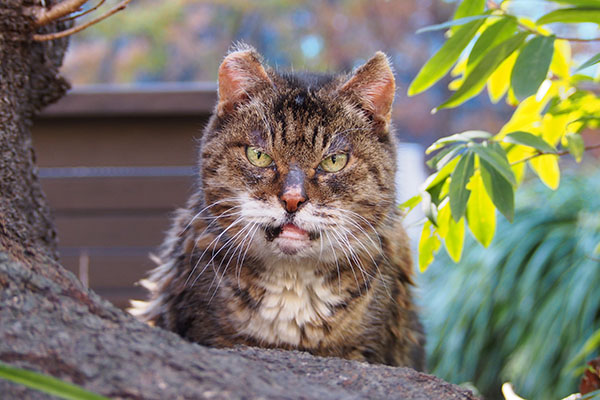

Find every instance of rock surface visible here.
[0,253,478,400]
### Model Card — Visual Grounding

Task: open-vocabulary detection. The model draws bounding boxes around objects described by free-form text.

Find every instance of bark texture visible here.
[0,1,479,399]
[0,0,70,263]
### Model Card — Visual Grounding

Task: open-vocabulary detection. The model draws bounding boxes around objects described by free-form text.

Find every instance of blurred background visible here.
[32,0,599,399]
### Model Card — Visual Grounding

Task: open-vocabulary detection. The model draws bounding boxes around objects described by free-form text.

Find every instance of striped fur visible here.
[130,46,425,369]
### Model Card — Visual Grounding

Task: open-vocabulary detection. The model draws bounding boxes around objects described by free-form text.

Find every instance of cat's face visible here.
[199,47,397,266]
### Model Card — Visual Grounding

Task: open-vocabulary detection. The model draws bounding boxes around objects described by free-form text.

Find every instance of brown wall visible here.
[33,84,216,308]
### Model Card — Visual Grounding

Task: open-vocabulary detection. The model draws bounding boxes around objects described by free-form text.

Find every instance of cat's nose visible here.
[281,189,306,213]
[280,165,307,213]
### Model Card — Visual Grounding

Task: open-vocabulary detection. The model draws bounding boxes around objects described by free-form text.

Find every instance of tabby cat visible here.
[130,45,425,370]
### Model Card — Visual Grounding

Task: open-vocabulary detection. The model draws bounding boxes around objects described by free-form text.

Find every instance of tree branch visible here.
[510,143,600,166]
[59,0,106,22]
[33,0,131,42]
[31,0,89,27]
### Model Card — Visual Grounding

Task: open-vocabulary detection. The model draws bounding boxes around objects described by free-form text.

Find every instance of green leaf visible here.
[0,361,108,400]
[577,52,600,71]
[426,130,492,153]
[511,35,555,101]
[416,14,491,34]
[399,194,422,214]
[422,156,461,191]
[445,216,466,262]
[435,32,528,111]
[471,143,516,186]
[537,8,600,25]
[467,17,517,71]
[426,144,465,169]
[454,0,486,20]
[418,220,442,272]
[548,0,600,7]
[566,132,585,162]
[594,241,600,254]
[421,190,439,226]
[503,131,557,153]
[449,151,475,221]
[466,172,496,247]
[479,157,515,222]
[408,19,486,96]
[565,328,600,373]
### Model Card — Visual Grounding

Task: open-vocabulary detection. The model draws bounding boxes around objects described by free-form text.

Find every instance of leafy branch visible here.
[405,0,600,272]
[510,142,600,165]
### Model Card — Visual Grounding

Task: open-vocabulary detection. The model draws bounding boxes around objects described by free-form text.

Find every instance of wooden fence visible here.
[34,83,215,308]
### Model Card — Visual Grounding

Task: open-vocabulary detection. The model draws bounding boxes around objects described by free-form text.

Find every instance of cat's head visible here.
[199,45,398,265]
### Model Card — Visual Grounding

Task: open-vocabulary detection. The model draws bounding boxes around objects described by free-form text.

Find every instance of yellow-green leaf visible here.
[530,154,561,189]
[467,17,518,72]
[445,215,466,262]
[466,172,496,247]
[503,131,557,153]
[537,8,600,25]
[487,51,518,103]
[399,194,422,214]
[577,51,600,71]
[435,32,528,111]
[449,151,475,221]
[542,112,570,146]
[409,19,486,96]
[479,157,515,222]
[565,132,585,162]
[551,39,572,78]
[418,220,442,272]
[454,0,486,20]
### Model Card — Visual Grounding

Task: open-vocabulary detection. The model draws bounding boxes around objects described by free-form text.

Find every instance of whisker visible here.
[236,223,260,289]
[207,223,254,300]
[323,231,342,295]
[185,216,244,287]
[336,223,391,299]
[327,229,361,295]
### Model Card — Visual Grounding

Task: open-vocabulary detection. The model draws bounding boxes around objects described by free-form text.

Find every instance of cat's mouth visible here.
[264,223,319,256]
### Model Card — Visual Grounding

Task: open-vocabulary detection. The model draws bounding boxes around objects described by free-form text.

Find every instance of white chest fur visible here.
[234,261,344,346]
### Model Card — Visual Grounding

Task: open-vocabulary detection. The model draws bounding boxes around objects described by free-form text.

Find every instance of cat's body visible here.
[130,46,425,369]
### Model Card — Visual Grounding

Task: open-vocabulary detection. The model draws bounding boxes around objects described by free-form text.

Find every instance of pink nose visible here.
[280,189,306,213]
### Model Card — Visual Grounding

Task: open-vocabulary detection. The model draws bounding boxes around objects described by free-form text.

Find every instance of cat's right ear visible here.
[217,47,273,117]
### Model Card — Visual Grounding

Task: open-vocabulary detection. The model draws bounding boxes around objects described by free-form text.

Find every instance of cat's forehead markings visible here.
[248,130,267,148]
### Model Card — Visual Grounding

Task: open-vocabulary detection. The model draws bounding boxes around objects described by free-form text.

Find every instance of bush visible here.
[421,169,600,400]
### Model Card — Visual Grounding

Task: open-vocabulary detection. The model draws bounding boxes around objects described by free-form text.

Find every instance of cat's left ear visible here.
[339,52,395,126]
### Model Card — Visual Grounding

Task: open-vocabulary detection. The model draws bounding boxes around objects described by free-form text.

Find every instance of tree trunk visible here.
[0,2,478,399]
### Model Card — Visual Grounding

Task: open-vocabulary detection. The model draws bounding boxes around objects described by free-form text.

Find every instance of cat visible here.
[130,44,425,370]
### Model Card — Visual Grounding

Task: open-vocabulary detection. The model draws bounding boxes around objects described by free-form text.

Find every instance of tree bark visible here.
[0,0,70,263]
[0,2,478,399]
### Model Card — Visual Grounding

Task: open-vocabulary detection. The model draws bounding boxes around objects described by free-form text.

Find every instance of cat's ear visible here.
[217,46,273,117]
[339,52,395,126]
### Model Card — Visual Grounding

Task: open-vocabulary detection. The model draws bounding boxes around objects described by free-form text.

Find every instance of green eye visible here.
[246,146,273,167]
[320,154,348,173]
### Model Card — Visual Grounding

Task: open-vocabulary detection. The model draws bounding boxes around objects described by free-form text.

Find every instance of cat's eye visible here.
[320,154,348,173]
[246,146,273,167]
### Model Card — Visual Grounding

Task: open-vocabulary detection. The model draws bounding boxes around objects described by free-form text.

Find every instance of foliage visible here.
[0,361,107,400]
[404,0,600,272]
[421,171,600,400]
